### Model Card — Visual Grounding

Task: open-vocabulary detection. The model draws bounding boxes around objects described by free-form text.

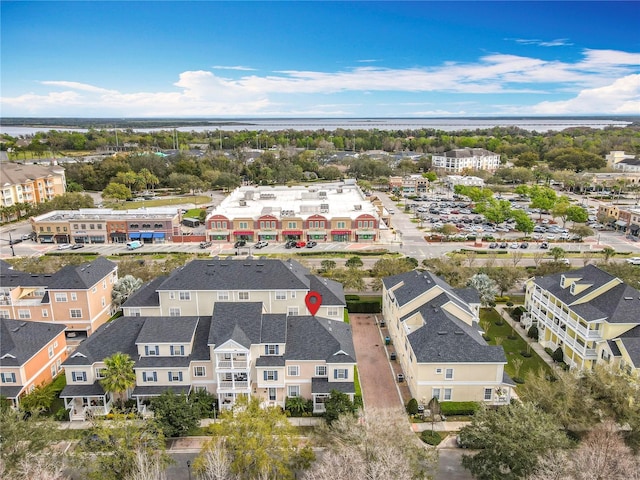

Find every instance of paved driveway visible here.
[350,314,404,409]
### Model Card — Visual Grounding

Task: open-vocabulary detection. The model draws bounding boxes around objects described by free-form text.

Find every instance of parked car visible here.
[254,241,269,249]
[559,258,571,265]
[233,240,246,248]
[540,242,549,249]
[488,242,498,249]
[9,238,23,245]
[306,241,317,248]
[510,243,519,249]
[295,241,307,248]
[21,233,33,241]
[284,240,296,249]
[71,243,85,250]
[126,240,143,250]
[499,242,508,249]
[57,243,72,250]
[199,241,213,249]
[520,242,529,249]
[626,257,640,265]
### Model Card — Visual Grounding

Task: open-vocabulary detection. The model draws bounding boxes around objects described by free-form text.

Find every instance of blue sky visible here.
[1,1,639,118]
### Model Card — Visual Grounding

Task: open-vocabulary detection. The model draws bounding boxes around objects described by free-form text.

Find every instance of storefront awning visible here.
[141,232,153,239]
[331,230,351,235]
[129,233,141,239]
[630,224,640,232]
[233,231,254,236]
[281,230,302,235]
[615,220,628,227]
[153,232,165,238]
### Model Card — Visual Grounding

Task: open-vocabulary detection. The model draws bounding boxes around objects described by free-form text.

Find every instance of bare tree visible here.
[582,250,596,267]
[532,252,546,267]
[127,449,167,480]
[465,251,478,268]
[13,454,69,480]
[511,250,524,267]
[195,438,234,480]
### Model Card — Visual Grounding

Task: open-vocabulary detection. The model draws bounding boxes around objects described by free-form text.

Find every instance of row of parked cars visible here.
[199,240,318,249]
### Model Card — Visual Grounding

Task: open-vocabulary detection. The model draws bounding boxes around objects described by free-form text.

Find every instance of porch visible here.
[59,383,112,421]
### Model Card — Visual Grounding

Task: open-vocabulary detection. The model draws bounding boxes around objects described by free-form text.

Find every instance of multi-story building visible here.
[61,257,355,421]
[382,270,514,406]
[0,318,67,407]
[388,175,430,196]
[431,148,501,174]
[0,258,118,335]
[30,207,181,244]
[522,265,640,375]
[444,175,485,189]
[0,162,66,209]
[205,183,381,243]
[606,151,640,173]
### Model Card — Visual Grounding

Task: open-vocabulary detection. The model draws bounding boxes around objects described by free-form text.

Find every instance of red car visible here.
[295,241,307,248]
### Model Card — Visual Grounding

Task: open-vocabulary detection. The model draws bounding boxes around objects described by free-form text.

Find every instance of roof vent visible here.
[437,331,447,335]
[20,322,27,327]
[624,296,634,300]
[454,331,463,335]
[12,327,20,332]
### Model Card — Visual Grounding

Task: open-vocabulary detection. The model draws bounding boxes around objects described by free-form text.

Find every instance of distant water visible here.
[0,118,634,136]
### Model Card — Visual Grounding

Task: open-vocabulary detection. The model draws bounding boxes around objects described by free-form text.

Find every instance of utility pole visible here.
[7,233,15,256]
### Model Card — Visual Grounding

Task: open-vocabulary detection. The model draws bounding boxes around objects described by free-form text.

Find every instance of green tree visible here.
[197,396,314,480]
[345,256,364,269]
[512,209,535,236]
[320,259,336,273]
[529,186,557,220]
[99,352,136,403]
[371,257,416,278]
[569,224,594,241]
[479,199,513,224]
[601,247,616,263]
[486,266,524,296]
[550,247,566,262]
[18,382,57,414]
[566,205,588,225]
[459,402,570,480]
[324,390,357,425]
[150,390,200,438]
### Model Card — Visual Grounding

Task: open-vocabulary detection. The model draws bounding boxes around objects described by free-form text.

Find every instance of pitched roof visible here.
[284,316,356,363]
[308,275,346,306]
[618,325,640,367]
[311,377,355,394]
[46,257,117,290]
[209,302,264,348]
[122,276,165,308]
[136,316,199,344]
[157,258,310,292]
[533,265,640,323]
[0,162,64,185]
[0,318,65,366]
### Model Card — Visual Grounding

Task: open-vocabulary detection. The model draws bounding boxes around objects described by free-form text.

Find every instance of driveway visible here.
[349,314,403,409]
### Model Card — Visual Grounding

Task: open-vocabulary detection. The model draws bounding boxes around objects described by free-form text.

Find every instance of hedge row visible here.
[346,296,382,313]
[439,401,480,416]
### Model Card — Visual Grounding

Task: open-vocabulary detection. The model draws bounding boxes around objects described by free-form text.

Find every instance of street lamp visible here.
[187,460,192,480]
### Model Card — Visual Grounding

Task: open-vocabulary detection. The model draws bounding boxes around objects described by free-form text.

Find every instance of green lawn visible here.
[105,195,212,210]
[480,308,551,384]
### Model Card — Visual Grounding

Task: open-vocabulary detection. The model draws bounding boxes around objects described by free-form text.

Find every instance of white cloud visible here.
[512,38,573,47]
[211,65,256,71]
[40,81,117,94]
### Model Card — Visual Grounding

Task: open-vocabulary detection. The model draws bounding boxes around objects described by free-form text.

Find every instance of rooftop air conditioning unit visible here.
[354,204,362,211]
[239,200,247,207]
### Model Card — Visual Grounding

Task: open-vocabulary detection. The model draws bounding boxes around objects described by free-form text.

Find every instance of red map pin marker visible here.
[305,291,322,316]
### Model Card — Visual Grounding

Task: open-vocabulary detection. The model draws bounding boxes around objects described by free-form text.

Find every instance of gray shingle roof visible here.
[284,316,356,363]
[0,318,65,366]
[131,385,190,396]
[311,377,355,394]
[308,275,346,306]
[0,384,24,399]
[136,356,191,368]
[60,383,105,398]
[136,316,199,344]
[157,258,310,292]
[452,287,481,305]
[533,265,640,324]
[260,314,287,343]
[209,302,264,348]
[46,257,117,290]
[618,325,640,367]
[403,293,506,364]
[122,276,165,308]
[256,356,286,366]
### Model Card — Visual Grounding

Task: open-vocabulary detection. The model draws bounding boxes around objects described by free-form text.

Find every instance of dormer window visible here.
[264,345,279,355]
[170,345,185,356]
[145,345,159,356]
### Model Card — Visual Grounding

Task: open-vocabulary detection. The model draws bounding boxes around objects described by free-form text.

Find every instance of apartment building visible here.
[606,150,640,173]
[0,258,118,335]
[0,318,67,407]
[61,260,355,420]
[522,265,640,375]
[389,175,430,196]
[382,270,513,406]
[431,148,501,174]
[0,162,66,208]
[205,183,381,243]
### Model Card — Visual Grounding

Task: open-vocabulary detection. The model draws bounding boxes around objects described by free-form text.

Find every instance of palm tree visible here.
[100,352,136,403]
[550,247,566,262]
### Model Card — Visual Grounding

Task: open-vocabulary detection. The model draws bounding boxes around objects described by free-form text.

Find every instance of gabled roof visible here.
[0,162,64,185]
[442,148,497,158]
[618,325,640,367]
[136,316,199,344]
[46,257,117,290]
[122,276,165,308]
[308,275,346,306]
[403,293,506,364]
[533,265,640,323]
[209,302,264,348]
[157,258,310,292]
[284,316,356,363]
[0,318,65,366]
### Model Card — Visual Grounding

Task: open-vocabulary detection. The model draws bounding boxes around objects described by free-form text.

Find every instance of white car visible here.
[57,243,72,250]
[626,257,640,265]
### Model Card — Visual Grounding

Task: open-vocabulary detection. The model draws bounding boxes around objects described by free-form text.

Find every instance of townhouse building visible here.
[0,318,67,407]
[1,162,66,209]
[522,265,640,375]
[431,148,501,174]
[30,207,180,244]
[61,257,354,420]
[382,270,514,406]
[0,258,118,335]
[205,183,381,243]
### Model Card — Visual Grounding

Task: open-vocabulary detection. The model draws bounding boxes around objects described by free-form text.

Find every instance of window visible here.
[287,307,299,316]
[168,371,183,382]
[334,369,348,380]
[169,307,181,317]
[316,365,327,376]
[91,287,97,294]
[239,222,248,229]
[70,309,82,318]
[290,291,296,299]
[265,345,279,355]
[288,365,299,376]
[435,368,442,374]
[268,388,277,401]
[55,293,68,302]
[71,293,77,301]
[432,388,441,400]
[18,310,30,319]
[288,385,300,397]
[327,307,339,317]
[287,222,297,229]
[238,291,249,300]
[142,372,158,382]
[264,370,278,381]
[169,292,175,300]
[95,368,106,379]
[42,309,49,318]
[1,372,16,383]
[129,308,141,317]
[193,366,206,377]
[51,364,57,377]
[0,311,9,319]
[275,291,286,300]
[72,371,87,382]
[445,368,454,380]
[101,297,106,307]
[443,388,452,400]
[170,345,185,356]
[179,291,191,301]
[145,345,159,356]
[48,345,54,358]
[217,291,229,301]
[484,388,493,401]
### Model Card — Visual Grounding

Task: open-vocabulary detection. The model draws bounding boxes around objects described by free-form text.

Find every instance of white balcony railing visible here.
[216,360,249,369]
[218,381,249,390]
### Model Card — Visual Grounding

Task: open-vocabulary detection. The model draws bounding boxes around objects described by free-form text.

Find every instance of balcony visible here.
[218,380,249,390]
[216,359,248,369]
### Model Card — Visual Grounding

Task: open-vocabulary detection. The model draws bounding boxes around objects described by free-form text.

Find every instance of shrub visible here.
[506,302,514,307]
[344,294,360,301]
[508,335,518,340]
[346,297,382,313]
[513,377,525,384]
[552,347,564,363]
[494,320,504,326]
[520,351,532,358]
[527,325,539,340]
[421,430,442,446]
[406,398,419,415]
[511,306,524,321]
[544,347,554,356]
[440,401,480,416]
[483,334,492,342]
[54,407,69,421]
